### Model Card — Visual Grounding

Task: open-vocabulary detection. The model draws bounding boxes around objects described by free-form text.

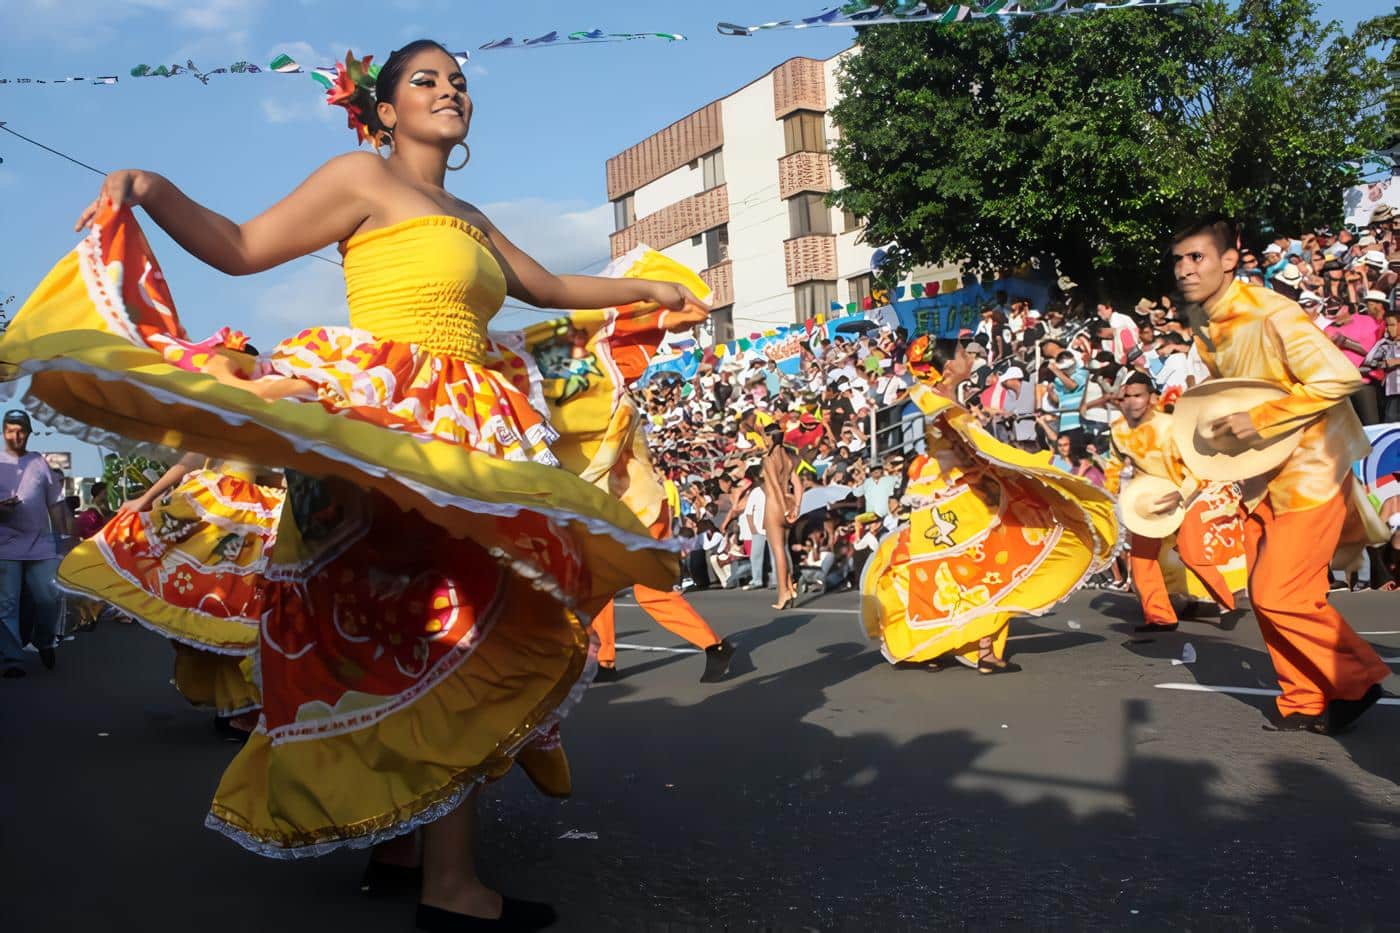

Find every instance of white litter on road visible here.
[558,829,598,840]
[1067,620,1082,630]
[1171,643,1197,666]
[1155,683,1400,705]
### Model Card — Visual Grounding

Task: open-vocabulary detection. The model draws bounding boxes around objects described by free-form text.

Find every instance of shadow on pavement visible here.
[4,609,1398,932]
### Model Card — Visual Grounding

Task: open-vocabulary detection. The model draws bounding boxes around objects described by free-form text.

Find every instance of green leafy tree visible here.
[829,0,1390,303]
[1357,6,1399,159]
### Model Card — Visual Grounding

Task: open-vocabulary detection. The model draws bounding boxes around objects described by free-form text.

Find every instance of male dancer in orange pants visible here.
[1110,373,1247,632]
[593,504,735,683]
[1173,214,1390,734]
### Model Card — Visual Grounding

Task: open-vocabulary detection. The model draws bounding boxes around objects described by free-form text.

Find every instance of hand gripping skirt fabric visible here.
[0,204,680,857]
[57,464,281,714]
[861,386,1120,665]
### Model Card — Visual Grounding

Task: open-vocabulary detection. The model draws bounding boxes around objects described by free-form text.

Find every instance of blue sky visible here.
[0,0,1384,472]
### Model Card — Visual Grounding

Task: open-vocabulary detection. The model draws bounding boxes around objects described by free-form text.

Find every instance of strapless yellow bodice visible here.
[341,215,506,362]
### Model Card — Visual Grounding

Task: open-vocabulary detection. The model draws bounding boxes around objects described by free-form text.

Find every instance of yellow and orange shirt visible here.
[1196,280,1369,514]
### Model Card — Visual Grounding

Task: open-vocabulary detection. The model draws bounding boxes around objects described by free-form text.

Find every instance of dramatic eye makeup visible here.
[408,69,466,91]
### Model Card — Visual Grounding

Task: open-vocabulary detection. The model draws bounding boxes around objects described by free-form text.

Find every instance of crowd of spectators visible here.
[635,206,1400,596]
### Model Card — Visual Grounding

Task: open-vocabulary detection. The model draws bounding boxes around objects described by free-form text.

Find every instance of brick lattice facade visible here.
[610,184,730,258]
[783,235,838,286]
[605,102,724,201]
[777,151,832,200]
[772,58,827,119]
[699,260,734,308]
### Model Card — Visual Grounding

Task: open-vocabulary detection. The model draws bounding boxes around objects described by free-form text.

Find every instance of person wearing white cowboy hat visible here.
[1272,262,1303,299]
[1108,372,1249,633]
[1169,213,1390,735]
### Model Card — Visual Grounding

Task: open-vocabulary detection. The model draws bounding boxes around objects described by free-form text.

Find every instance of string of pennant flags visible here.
[0,3,1199,87]
[717,0,1199,36]
[0,31,686,88]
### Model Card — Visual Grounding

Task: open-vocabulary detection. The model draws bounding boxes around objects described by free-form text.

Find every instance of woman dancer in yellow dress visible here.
[1,41,702,931]
[862,340,1118,672]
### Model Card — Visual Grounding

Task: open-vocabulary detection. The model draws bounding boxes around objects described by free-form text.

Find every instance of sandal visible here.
[977,659,1022,675]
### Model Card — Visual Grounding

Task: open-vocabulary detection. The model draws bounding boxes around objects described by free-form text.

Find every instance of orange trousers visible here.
[1245,493,1390,716]
[594,584,721,668]
[1129,504,1237,626]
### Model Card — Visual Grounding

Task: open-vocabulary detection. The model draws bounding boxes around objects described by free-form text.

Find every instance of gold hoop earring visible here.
[447,143,471,172]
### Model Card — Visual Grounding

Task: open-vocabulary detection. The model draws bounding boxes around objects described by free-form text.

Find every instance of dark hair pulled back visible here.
[362,39,454,143]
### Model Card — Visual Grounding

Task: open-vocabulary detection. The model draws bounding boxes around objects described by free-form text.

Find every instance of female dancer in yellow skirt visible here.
[862,341,1119,673]
[58,429,283,734]
[0,41,704,931]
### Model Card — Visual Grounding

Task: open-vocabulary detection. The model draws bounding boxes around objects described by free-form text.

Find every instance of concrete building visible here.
[605,50,960,344]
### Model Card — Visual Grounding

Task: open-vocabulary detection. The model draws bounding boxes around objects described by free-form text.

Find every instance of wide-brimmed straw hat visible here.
[1118,474,1188,538]
[1171,379,1303,482]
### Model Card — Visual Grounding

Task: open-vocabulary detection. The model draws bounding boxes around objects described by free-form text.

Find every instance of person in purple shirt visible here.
[0,409,72,677]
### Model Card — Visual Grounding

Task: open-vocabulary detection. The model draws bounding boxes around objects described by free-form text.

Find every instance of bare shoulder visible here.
[452,197,497,232]
[313,150,390,183]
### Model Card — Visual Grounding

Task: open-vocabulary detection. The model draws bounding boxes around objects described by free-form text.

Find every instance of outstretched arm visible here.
[75,153,380,275]
[469,210,707,315]
[119,452,204,513]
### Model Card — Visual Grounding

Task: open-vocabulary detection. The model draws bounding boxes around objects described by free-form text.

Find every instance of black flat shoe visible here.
[416,898,557,931]
[1134,622,1179,633]
[1261,711,1327,733]
[38,646,56,670]
[700,638,735,683]
[592,664,620,684]
[360,859,423,897]
[894,658,948,672]
[1217,607,1248,632]
[1324,683,1385,735]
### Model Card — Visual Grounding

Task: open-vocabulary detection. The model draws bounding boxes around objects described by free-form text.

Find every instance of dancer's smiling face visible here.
[377,46,472,148]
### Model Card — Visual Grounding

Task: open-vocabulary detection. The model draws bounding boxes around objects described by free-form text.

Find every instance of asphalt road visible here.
[3,586,1398,931]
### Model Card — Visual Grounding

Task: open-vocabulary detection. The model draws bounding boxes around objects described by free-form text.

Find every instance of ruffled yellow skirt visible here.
[863,387,1119,665]
[1,204,678,857]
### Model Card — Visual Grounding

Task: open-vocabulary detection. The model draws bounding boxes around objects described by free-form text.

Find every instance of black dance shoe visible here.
[1324,683,1385,735]
[700,638,735,683]
[416,898,557,931]
[1133,622,1179,633]
[1261,710,1327,733]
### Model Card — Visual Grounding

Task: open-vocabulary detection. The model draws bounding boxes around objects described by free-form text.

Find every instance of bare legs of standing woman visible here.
[764,510,795,610]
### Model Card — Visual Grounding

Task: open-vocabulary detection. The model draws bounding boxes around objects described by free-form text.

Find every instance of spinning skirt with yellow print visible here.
[58,463,283,716]
[862,386,1119,666]
[1,203,698,858]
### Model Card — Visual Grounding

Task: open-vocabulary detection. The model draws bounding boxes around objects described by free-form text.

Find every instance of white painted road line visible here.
[1359,631,1400,636]
[613,642,701,654]
[1155,683,1400,705]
